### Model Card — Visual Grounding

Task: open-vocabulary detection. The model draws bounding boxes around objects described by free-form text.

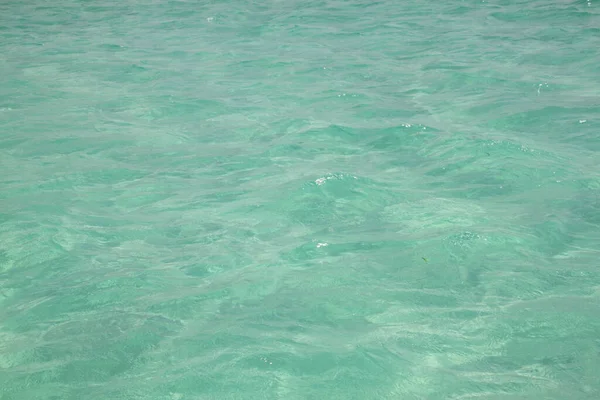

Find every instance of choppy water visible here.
[1,0,600,399]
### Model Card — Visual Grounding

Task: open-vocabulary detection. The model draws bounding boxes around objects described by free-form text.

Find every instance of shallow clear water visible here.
[1,0,600,399]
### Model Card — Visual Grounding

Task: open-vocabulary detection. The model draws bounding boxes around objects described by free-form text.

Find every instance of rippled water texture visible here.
[1,0,600,399]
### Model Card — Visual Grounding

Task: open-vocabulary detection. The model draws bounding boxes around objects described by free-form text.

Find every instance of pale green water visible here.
[1,0,600,399]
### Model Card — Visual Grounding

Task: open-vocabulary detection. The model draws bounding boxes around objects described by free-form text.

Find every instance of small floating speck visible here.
[579,119,587,124]
[315,173,357,186]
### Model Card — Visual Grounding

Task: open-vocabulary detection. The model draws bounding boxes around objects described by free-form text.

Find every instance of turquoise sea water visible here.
[1,0,600,398]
